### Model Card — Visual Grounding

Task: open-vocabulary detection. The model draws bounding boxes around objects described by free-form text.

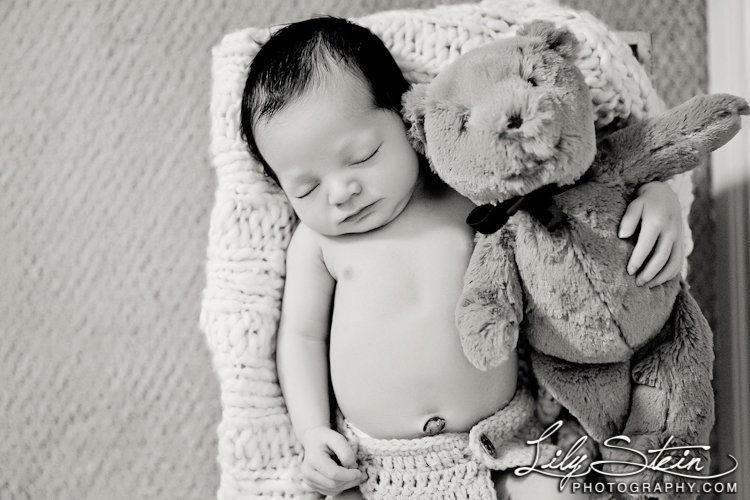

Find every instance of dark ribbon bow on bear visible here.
[466,172,591,235]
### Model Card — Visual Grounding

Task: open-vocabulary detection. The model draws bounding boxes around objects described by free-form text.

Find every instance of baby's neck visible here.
[412,170,453,202]
[382,173,475,235]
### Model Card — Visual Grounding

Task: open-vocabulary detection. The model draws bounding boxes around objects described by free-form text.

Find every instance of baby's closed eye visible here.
[295,183,319,198]
[350,145,381,166]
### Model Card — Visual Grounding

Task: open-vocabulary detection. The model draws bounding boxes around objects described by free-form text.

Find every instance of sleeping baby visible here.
[240,16,685,500]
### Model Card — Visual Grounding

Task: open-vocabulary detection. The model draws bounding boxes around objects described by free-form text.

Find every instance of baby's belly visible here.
[329,292,518,439]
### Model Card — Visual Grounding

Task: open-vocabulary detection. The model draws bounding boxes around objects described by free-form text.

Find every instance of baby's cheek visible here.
[288,203,316,229]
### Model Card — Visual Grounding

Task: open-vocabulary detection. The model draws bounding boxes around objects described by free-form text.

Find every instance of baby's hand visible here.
[618,181,684,288]
[300,425,365,497]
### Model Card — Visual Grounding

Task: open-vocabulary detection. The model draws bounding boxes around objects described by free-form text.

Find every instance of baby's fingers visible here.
[302,466,339,496]
[636,236,672,286]
[627,223,659,276]
[619,198,644,239]
[311,450,363,484]
[302,455,364,496]
[303,469,351,497]
[327,432,358,469]
[647,244,683,288]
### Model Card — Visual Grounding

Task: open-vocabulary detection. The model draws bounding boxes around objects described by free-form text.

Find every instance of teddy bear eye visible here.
[528,77,538,87]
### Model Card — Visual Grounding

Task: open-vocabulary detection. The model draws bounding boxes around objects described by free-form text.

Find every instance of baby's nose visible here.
[328,179,361,206]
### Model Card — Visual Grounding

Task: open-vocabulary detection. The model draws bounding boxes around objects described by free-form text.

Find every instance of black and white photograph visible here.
[1,1,748,499]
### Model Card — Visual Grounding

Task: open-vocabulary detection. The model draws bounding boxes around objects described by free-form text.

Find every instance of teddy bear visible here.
[402,20,748,494]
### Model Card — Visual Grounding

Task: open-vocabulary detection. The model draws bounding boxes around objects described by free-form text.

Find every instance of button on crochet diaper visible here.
[479,434,496,457]
[422,416,445,436]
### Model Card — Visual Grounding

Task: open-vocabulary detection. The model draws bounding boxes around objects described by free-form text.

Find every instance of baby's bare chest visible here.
[323,208,516,437]
[324,207,475,308]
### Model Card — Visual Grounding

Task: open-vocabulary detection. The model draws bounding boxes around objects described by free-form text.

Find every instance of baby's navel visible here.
[422,416,446,436]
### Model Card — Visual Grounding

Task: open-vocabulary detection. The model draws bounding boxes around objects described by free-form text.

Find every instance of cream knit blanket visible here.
[201,1,694,498]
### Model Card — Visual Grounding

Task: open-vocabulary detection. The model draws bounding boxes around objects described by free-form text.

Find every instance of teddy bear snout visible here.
[468,107,524,135]
[507,113,524,129]
[467,79,532,133]
[492,111,525,134]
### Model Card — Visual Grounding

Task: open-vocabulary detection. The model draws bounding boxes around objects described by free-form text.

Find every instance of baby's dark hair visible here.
[240,16,410,183]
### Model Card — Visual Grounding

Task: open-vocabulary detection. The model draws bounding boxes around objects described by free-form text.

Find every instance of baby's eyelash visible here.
[353,145,381,165]
[295,184,318,199]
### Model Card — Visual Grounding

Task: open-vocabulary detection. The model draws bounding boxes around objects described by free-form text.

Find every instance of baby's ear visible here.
[519,20,579,61]
[401,83,428,156]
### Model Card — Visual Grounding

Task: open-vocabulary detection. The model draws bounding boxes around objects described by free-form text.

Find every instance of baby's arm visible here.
[276,224,364,496]
[618,181,684,287]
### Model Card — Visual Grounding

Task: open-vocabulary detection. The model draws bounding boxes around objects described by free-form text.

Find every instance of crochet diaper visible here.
[202,1,694,498]
[340,387,555,500]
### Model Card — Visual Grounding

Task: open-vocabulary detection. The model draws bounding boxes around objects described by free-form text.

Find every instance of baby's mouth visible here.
[341,201,377,224]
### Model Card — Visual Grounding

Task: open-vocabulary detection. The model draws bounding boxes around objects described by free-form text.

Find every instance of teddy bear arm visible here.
[595,94,749,189]
[456,228,523,370]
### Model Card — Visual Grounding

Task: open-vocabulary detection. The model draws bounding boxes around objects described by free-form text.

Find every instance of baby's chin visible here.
[326,217,389,236]
[313,208,397,236]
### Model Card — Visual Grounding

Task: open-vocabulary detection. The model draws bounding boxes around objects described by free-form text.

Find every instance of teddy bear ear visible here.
[518,20,580,61]
[401,83,428,156]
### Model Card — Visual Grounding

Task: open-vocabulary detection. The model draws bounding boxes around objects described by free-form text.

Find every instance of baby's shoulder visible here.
[287,222,325,259]
[289,221,317,244]
[291,222,351,278]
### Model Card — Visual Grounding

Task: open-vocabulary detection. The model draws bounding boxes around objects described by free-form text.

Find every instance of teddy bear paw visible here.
[692,94,750,136]
[720,94,750,116]
[456,303,518,370]
[713,95,749,129]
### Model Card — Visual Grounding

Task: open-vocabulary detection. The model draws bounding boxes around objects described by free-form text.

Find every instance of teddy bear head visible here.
[403,21,597,206]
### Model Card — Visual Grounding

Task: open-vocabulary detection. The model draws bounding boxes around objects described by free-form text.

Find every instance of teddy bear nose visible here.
[507,113,524,129]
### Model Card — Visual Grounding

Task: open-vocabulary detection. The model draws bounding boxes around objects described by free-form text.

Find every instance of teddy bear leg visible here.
[598,384,669,498]
[601,285,714,499]
[660,286,714,448]
[531,350,630,443]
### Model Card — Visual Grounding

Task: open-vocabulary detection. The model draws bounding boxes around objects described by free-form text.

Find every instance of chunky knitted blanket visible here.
[201,1,694,498]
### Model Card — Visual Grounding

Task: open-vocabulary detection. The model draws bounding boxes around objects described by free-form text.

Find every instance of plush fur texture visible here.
[404,20,748,498]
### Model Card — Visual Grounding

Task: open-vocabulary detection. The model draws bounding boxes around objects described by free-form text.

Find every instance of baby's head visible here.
[241,17,422,236]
